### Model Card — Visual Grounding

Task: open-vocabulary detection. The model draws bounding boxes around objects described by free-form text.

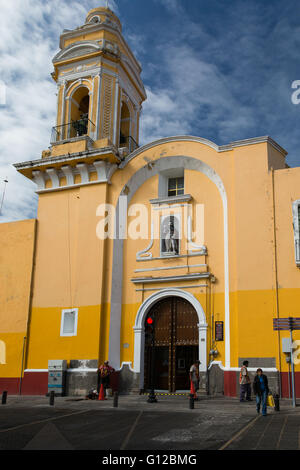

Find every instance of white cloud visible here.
[1,0,300,223]
[0,0,119,222]
[140,44,257,145]
[154,0,184,15]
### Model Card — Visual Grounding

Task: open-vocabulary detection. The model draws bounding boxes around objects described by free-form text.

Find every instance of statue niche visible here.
[161,215,179,256]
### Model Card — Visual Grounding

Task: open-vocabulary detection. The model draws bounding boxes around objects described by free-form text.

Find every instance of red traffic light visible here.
[147,317,153,325]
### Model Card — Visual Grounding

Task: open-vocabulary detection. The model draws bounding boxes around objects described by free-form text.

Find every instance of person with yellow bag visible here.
[253,368,269,416]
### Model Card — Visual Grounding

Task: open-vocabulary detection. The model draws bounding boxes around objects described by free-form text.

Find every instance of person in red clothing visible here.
[97,360,115,396]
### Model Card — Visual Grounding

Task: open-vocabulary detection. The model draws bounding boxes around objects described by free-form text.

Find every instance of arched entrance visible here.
[70,86,90,138]
[132,289,207,389]
[144,296,200,392]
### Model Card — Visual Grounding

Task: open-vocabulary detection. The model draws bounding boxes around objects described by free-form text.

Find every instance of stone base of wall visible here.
[7,359,299,398]
[234,370,280,398]
[208,361,281,397]
[66,360,98,396]
[118,364,141,394]
[208,364,224,395]
[199,371,208,393]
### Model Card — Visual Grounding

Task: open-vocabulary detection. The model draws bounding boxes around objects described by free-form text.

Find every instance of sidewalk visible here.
[0,394,299,450]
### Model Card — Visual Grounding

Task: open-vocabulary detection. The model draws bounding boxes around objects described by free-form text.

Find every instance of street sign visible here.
[273,317,300,407]
[215,321,224,341]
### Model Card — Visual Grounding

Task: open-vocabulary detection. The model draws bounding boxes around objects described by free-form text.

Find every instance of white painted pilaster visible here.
[198,323,208,373]
[113,78,120,146]
[32,170,46,190]
[133,327,143,373]
[76,163,89,184]
[46,168,60,188]
[61,165,74,186]
[93,160,107,181]
[95,72,102,140]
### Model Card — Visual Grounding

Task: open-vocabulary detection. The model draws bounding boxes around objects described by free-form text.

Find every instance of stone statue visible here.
[161,217,179,254]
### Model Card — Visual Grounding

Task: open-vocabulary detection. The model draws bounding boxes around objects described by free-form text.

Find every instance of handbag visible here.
[267,394,275,407]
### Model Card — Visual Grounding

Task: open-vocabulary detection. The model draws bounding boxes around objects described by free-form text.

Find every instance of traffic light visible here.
[145,316,154,343]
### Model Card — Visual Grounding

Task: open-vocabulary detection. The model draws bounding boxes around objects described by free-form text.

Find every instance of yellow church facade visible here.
[1,6,300,397]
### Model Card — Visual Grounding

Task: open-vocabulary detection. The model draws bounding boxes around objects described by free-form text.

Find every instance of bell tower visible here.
[15,6,146,191]
[53,6,146,151]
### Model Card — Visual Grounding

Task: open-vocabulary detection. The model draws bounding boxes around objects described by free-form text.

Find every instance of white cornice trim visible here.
[131,272,211,284]
[136,252,206,262]
[59,24,142,74]
[36,179,107,194]
[135,284,208,292]
[35,162,117,194]
[120,135,287,168]
[150,194,192,205]
[14,147,120,171]
[53,41,102,63]
[208,361,278,372]
[134,264,207,273]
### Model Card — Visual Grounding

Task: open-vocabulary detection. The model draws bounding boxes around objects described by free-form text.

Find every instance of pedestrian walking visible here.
[239,360,252,402]
[253,368,269,416]
[190,360,200,399]
[97,360,115,397]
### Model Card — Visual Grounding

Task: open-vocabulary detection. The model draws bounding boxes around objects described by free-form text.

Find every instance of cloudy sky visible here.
[1,0,300,222]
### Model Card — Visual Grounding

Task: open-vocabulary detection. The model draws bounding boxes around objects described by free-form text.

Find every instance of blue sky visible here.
[1,0,300,221]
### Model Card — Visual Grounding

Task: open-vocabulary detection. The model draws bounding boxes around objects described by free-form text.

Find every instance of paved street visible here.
[0,394,299,450]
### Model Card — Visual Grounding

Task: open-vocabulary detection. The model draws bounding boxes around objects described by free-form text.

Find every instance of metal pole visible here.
[290,329,296,407]
[50,390,55,406]
[0,178,8,215]
[2,391,7,405]
[113,391,118,408]
[288,358,291,400]
[189,393,194,409]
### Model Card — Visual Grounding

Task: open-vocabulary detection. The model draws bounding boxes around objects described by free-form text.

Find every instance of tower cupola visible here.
[15,6,147,192]
[51,5,146,154]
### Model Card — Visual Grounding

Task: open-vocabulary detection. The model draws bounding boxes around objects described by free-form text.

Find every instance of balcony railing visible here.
[296,239,300,266]
[119,135,139,153]
[51,115,95,143]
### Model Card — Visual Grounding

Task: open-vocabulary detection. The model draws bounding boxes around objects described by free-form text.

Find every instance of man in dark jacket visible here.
[253,368,269,416]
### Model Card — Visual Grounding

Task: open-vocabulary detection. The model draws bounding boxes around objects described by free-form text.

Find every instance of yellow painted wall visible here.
[0,219,36,377]
[25,183,108,370]
[7,138,300,380]
[3,5,300,393]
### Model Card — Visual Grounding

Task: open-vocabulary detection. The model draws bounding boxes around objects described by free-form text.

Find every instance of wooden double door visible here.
[144,297,199,392]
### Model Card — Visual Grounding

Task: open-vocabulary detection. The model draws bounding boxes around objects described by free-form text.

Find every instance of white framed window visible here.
[60,308,78,337]
[292,200,300,266]
[158,168,184,198]
[168,176,184,197]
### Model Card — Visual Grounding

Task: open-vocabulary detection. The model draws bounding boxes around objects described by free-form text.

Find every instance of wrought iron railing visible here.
[119,135,139,153]
[51,115,95,143]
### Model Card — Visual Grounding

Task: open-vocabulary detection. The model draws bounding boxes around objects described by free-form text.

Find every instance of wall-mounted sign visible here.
[215,321,224,341]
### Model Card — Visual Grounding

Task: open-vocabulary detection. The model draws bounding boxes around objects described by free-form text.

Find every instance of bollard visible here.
[274,394,280,412]
[189,393,194,410]
[49,390,55,406]
[113,391,118,408]
[2,391,7,405]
